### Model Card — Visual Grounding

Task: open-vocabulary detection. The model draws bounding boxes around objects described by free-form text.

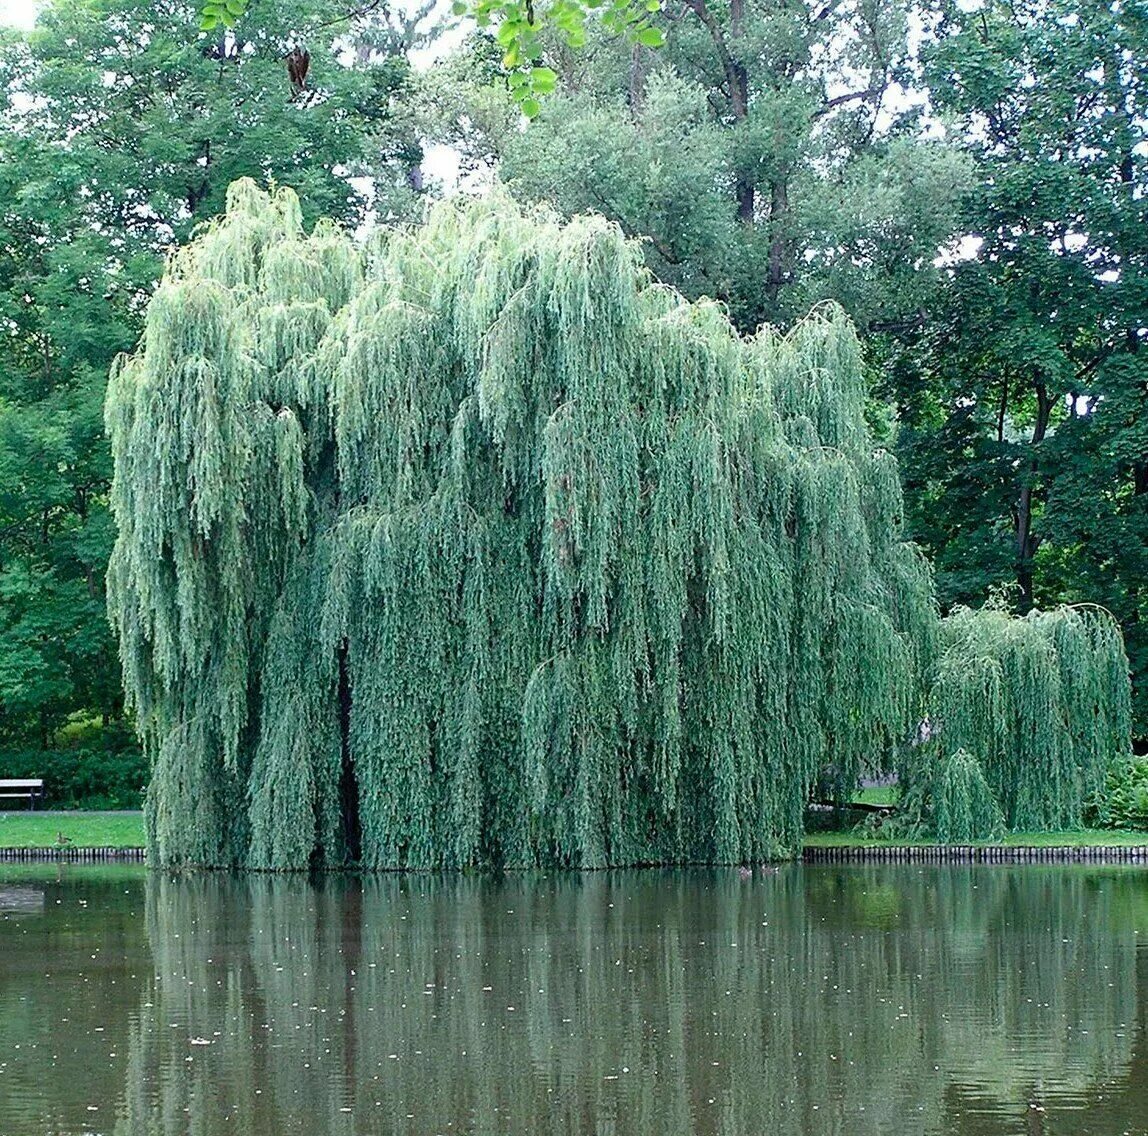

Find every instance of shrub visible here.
[0,736,146,809]
[1093,755,1148,832]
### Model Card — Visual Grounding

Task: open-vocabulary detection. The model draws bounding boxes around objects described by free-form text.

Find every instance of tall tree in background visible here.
[0,0,426,750]
[887,0,1148,730]
[430,0,969,334]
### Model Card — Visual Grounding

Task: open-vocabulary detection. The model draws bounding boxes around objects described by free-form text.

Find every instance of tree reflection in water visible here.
[106,867,1147,1136]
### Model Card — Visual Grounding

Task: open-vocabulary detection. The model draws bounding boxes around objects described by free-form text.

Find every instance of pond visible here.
[1,864,1146,1135]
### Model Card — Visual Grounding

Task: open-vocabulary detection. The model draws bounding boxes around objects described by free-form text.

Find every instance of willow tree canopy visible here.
[923,604,1131,833]
[106,180,1129,869]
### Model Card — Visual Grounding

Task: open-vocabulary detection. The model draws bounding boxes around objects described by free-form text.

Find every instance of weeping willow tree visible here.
[917,604,1132,833]
[107,179,944,869]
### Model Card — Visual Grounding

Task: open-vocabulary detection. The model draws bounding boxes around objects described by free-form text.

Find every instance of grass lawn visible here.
[0,810,144,848]
[2,809,1145,853]
[804,828,1148,848]
[849,786,898,807]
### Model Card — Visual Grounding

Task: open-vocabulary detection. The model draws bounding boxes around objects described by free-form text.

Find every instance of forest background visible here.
[0,0,1144,807]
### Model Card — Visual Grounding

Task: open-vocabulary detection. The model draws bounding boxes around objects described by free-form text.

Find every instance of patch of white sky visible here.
[394,0,474,195]
[1,0,38,29]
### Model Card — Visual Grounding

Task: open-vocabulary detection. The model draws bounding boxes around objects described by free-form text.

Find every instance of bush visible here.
[1093,755,1148,832]
[0,734,146,809]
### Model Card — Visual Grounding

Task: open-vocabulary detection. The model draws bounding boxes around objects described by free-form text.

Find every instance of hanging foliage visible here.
[918,604,1132,833]
[931,747,1006,844]
[106,181,1126,868]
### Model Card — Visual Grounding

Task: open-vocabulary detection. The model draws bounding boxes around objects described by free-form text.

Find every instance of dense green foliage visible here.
[885,0,1148,728]
[108,181,939,869]
[0,0,425,766]
[1092,754,1148,833]
[0,731,145,809]
[929,748,1005,845]
[108,182,1133,866]
[431,0,967,334]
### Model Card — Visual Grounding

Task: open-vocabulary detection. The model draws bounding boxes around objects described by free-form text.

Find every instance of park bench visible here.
[0,779,44,809]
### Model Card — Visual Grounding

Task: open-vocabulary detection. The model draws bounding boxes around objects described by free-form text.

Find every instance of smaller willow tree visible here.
[930,748,1006,844]
[107,180,941,869]
[919,604,1132,832]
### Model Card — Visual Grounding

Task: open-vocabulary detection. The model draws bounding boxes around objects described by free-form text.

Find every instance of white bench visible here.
[0,779,44,809]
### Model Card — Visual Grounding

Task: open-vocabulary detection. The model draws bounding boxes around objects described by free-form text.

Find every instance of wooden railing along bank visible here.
[802,844,1148,864]
[0,846,146,863]
[0,845,1145,865]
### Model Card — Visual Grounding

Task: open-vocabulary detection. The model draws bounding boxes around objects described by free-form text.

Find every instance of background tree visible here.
[885,0,1148,731]
[428,0,969,334]
[0,0,426,761]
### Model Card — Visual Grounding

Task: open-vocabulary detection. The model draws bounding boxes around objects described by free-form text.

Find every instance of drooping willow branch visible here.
[106,180,1129,869]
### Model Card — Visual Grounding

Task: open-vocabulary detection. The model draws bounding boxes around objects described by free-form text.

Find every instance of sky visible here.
[0,0,38,28]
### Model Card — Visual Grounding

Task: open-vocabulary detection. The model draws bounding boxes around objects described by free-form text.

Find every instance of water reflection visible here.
[1,866,1145,1135]
[0,884,43,915]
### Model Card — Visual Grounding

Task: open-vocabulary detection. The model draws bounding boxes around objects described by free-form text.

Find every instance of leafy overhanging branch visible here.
[198,0,665,116]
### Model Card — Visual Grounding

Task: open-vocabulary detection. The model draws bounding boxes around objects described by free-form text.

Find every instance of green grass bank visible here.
[1,810,1146,856]
[0,811,145,848]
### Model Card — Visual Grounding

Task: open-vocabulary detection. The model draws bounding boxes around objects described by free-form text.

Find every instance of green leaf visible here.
[496,19,520,47]
[507,70,529,88]
[530,66,558,94]
[520,97,541,118]
[636,26,665,47]
[199,12,220,31]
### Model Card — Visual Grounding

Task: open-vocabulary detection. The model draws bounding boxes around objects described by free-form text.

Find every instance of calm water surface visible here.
[1,864,1146,1135]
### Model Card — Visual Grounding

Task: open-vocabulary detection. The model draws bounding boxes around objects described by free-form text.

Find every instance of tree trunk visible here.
[766,178,789,301]
[730,0,753,222]
[686,0,754,222]
[1015,382,1051,610]
[628,43,647,112]
[337,641,361,863]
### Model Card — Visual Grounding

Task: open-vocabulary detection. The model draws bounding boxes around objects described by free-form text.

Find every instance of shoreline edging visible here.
[802,844,1148,863]
[2,845,1146,865]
